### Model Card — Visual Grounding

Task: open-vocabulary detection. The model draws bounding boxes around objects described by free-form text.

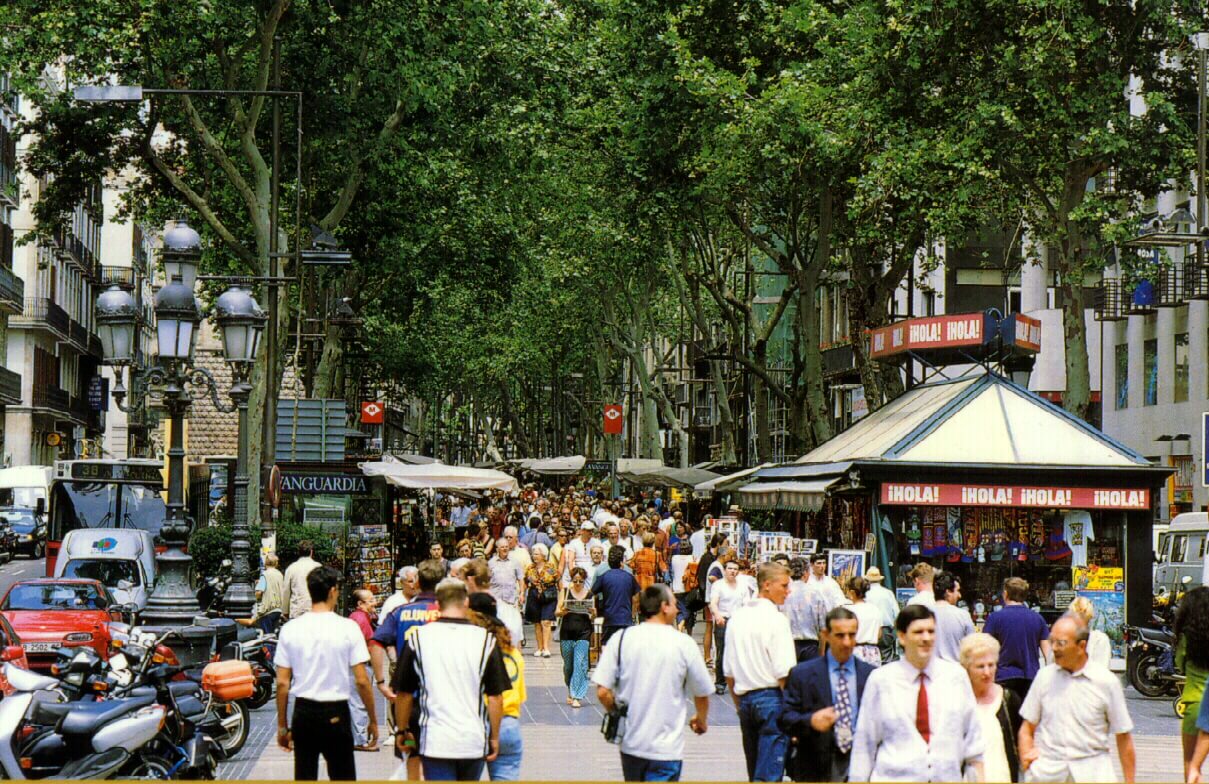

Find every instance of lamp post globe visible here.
[161,219,201,290]
[153,281,200,362]
[215,286,266,367]
[95,285,138,366]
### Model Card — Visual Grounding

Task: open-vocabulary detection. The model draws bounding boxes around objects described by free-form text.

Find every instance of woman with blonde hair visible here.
[960,632,1021,782]
[468,593,526,780]
[524,543,559,657]
[1067,595,1112,669]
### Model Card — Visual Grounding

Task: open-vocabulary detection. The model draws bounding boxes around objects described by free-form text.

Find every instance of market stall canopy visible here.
[787,372,1149,468]
[616,464,720,488]
[741,371,1164,511]
[382,452,439,465]
[525,455,587,475]
[738,479,837,512]
[359,460,519,492]
[695,463,774,493]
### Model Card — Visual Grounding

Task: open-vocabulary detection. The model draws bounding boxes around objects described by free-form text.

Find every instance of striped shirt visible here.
[392,618,511,759]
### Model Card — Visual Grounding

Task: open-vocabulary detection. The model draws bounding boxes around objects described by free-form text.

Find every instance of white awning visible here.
[737,478,837,512]
[525,456,587,475]
[359,461,518,492]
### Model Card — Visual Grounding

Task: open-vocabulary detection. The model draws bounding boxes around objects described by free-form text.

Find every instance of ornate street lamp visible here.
[97,219,262,625]
[214,285,266,617]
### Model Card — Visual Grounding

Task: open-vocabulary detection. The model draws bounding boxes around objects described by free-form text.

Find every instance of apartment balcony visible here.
[0,265,24,315]
[1185,260,1209,300]
[1094,280,1126,321]
[69,394,101,430]
[100,265,135,290]
[1126,279,1158,316]
[0,367,21,406]
[32,385,70,414]
[1156,265,1184,308]
[12,297,71,337]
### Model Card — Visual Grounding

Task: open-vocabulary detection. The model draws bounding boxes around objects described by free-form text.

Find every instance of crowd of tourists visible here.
[260,487,1209,784]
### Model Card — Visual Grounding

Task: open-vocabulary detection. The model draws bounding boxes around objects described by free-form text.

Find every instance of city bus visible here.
[44,459,210,576]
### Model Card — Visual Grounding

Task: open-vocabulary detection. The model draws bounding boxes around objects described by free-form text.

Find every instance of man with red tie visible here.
[848,604,986,782]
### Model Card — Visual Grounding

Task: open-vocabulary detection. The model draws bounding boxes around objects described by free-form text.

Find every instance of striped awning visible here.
[737,478,837,512]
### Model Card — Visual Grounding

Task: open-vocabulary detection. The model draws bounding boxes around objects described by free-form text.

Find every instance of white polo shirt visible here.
[722,597,796,694]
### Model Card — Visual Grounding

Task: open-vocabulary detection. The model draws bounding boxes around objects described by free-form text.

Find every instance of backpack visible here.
[682,561,700,592]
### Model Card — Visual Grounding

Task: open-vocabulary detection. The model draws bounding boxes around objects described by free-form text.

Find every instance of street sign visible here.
[361,401,384,424]
[603,404,624,435]
[88,376,109,411]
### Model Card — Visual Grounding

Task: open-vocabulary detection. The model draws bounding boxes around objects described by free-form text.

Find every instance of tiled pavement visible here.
[225,633,1188,781]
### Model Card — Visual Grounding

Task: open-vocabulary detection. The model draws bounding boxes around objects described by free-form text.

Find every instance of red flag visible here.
[603,404,624,435]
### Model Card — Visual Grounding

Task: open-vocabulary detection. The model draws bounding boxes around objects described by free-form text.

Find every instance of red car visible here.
[0,578,121,671]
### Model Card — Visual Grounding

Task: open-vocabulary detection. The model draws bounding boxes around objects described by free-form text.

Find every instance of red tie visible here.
[916,672,931,744]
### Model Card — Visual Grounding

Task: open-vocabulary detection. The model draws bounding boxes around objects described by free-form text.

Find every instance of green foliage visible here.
[187,522,263,580]
[273,520,338,571]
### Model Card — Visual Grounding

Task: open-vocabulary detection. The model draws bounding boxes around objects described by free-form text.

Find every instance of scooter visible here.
[1123,623,1180,698]
[0,663,168,779]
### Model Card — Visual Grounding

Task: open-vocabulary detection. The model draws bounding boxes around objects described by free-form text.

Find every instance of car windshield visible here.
[61,559,140,587]
[0,509,36,529]
[3,584,108,611]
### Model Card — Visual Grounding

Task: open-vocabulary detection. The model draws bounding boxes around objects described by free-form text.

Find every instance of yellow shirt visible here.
[499,646,527,718]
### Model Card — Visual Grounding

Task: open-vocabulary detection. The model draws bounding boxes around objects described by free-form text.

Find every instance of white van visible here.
[0,465,51,509]
[52,529,156,613]
[1154,512,1209,595]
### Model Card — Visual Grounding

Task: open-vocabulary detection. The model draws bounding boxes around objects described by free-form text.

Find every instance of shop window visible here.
[1114,344,1128,410]
[1175,332,1190,403]
[1143,339,1158,406]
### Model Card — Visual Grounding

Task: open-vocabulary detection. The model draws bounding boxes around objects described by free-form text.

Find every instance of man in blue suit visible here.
[779,606,874,782]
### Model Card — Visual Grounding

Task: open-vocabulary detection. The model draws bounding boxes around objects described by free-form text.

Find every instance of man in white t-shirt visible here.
[905,562,937,609]
[689,523,707,560]
[276,565,378,781]
[806,553,847,608]
[594,583,712,781]
[562,522,600,585]
[379,565,419,623]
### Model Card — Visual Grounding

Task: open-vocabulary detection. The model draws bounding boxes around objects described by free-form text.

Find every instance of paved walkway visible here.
[227,640,1188,781]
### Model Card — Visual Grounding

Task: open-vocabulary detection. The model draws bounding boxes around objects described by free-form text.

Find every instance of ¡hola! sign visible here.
[879,482,1149,510]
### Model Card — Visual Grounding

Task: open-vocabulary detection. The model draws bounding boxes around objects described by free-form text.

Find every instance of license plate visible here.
[22,643,57,653]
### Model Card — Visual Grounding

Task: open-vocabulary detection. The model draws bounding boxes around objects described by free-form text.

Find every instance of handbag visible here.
[600,629,629,744]
[540,582,559,603]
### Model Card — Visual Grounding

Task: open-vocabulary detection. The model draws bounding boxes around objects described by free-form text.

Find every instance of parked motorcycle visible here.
[1123,623,1181,698]
[0,662,170,779]
[197,561,233,615]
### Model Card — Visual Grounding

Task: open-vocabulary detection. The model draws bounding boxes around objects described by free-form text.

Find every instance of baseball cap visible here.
[580,521,596,530]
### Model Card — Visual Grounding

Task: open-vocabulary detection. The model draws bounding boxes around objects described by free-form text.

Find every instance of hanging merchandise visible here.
[907,512,922,555]
[1029,512,1047,562]
[930,508,948,556]
[1013,509,1029,561]
[1046,514,1073,561]
[946,507,963,563]
[960,508,978,562]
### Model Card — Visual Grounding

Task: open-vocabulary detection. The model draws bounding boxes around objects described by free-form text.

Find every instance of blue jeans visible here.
[620,752,683,782]
[737,688,788,782]
[487,716,523,780]
[420,757,485,781]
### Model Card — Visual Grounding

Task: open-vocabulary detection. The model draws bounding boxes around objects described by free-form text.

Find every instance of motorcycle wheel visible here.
[1128,651,1170,698]
[215,700,250,757]
[1176,697,1188,718]
[247,680,272,710]
[125,754,175,780]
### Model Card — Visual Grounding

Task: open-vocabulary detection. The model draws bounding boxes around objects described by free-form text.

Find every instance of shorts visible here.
[1181,674,1207,735]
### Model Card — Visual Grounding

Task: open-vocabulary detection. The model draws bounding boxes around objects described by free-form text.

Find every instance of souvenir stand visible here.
[272,461,393,598]
[722,312,1171,665]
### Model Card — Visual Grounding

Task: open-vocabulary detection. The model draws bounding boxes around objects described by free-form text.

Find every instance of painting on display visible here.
[1073,566,1124,592]
[1076,590,1126,659]
[827,549,866,586]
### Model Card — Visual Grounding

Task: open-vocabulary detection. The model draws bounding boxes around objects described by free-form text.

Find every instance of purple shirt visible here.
[983,603,1049,681]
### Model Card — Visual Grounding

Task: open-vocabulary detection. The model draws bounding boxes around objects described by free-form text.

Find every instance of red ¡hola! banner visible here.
[879,482,1149,510]
[868,313,989,359]
[603,404,624,435]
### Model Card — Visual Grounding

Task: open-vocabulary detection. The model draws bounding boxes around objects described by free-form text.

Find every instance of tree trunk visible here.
[752,344,771,462]
[709,359,738,464]
[1056,171,1094,422]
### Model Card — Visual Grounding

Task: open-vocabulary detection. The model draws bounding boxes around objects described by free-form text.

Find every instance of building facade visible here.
[0,75,25,462]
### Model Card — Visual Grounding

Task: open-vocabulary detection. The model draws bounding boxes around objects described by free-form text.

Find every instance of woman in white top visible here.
[844,576,884,667]
[960,632,1021,783]
[1067,596,1112,669]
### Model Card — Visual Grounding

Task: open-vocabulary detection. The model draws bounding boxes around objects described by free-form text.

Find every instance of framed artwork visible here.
[828,549,866,585]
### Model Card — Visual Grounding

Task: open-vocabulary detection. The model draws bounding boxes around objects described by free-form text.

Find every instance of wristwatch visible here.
[377,679,386,685]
